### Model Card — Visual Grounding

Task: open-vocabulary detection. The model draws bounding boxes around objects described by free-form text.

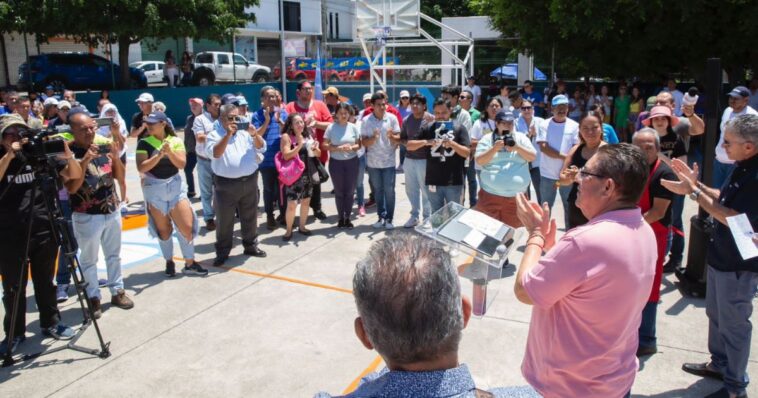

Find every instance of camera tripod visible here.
[2,157,110,367]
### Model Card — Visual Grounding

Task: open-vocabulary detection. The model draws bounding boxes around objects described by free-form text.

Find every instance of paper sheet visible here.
[458,210,503,237]
[462,229,486,249]
[726,214,758,260]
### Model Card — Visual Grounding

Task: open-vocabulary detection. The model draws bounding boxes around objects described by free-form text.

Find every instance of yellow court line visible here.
[342,355,383,395]
[122,214,148,231]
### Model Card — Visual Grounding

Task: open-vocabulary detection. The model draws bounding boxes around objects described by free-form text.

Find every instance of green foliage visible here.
[420,0,476,37]
[475,0,758,82]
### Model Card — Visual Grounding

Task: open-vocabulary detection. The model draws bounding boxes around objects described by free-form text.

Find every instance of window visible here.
[196,53,213,64]
[233,54,247,65]
[329,13,334,40]
[142,64,155,72]
[90,56,111,68]
[335,13,339,39]
[157,63,164,71]
[217,54,230,65]
[282,1,301,32]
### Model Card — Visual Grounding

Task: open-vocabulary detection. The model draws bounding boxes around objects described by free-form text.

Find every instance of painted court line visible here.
[342,355,383,395]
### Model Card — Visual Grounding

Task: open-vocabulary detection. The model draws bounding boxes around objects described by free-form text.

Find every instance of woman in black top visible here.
[136,111,206,276]
[558,111,607,229]
[279,113,321,241]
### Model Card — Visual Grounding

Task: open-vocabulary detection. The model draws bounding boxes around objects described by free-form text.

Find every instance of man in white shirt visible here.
[464,75,482,109]
[536,94,579,227]
[192,93,221,231]
[714,86,758,188]
[663,79,684,117]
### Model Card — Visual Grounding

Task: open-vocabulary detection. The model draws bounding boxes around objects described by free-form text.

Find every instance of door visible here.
[216,53,232,81]
[233,54,250,81]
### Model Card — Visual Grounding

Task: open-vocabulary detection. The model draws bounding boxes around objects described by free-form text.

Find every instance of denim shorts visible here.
[142,173,187,215]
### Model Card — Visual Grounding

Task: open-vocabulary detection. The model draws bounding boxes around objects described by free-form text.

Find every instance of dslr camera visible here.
[496,131,516,148]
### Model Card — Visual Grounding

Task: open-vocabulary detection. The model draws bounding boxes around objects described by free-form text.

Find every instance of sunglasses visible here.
[521,106,533,111]
[578,166,607,180]
[400,96,409,100]
[226,115,239,121]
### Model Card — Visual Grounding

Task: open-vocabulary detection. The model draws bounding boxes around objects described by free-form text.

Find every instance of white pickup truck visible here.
[192,51,271,85]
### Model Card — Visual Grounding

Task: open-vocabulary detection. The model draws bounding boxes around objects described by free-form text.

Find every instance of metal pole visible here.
[23,32,31,91]
[109,37,116,90]
[279,0,287,103]
[231,31,237,84]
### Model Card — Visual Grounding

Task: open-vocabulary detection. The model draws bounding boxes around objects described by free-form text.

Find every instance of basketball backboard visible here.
[354,0,420,40]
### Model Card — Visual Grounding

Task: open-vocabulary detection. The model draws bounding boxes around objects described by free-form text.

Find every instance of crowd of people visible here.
[0,75,757,397]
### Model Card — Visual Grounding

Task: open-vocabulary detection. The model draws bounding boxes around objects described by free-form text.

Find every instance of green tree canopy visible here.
[473,0,758,82]
[5,0,259,88]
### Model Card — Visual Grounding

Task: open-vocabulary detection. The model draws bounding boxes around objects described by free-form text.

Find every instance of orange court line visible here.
[342,355,383,395]
[122,214,148,231]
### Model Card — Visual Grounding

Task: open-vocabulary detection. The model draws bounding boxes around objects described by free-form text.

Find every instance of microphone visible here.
[682,87,699,107]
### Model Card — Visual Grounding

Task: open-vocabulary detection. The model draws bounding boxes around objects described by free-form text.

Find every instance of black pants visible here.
[214,172,259,258]
[259,167,284,218]
[0,235,60,337]
[184,152,197,194]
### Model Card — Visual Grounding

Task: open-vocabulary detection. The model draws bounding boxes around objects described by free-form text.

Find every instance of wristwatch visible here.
[689,188,702,201]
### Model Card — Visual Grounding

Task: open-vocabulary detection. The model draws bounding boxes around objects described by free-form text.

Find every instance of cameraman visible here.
[474,109,536,227]
[0,114,82,354]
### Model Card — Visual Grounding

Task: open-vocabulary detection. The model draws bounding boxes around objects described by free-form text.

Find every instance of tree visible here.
[31,0,259,88]
[473,0,758,83]
[420,0,476,37]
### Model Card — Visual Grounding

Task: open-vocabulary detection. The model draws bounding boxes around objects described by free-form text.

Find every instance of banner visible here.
[292,57,400,71]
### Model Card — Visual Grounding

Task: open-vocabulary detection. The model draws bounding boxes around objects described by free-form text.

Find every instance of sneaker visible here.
[98,278,108,287]
[182,262,209,276]
[313,210,327,221]
[345,220,354,229]
[372,219,385,229]
[337,218,345,228]
[358,206,366,217]
[276,214,286,226]
[213,256,228,267]
[385,221,395,230]
[111,289,134,310]
[365,199,376,208]
[56,284,69,303]
[663,258,681,274]
[266,216,278,230]
[396,164,403,172]
[165,260,176,277]
[187,191,197,198]
[205,219,216,231]
[42,323,75,340]
[0,334,25,355]
[89,297,102,319]
[403,217,418,228]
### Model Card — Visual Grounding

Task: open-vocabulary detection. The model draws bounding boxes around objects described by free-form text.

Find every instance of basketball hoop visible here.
[373,26,391,47]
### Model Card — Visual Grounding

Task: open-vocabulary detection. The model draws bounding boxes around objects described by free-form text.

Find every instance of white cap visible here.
[135,93,154,103]
[362,93,372,102]
[399,90,410,98]
[57,100,72,109]
[43,97,59,106]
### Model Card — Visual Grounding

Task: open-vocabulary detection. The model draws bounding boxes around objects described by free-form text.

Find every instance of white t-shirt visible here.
[536,117,579,179]
[464,84,482,107]
[361,113,400,169]
[716,105,758,164]
[516,116,545,168]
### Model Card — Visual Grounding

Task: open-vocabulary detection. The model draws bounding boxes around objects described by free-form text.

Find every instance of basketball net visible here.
[373,26,391,48]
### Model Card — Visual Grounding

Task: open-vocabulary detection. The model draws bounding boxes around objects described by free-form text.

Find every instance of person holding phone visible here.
[136,111,207,277]
[279,114,320,241]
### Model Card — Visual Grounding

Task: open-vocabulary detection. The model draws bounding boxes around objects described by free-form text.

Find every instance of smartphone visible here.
[95,117,113,127]
[235,121,250,131]
[97,144,111,155]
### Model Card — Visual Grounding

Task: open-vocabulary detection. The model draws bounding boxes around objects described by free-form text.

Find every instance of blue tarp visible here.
[490,63,547,80]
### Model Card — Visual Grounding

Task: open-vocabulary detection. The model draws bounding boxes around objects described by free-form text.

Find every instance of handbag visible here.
[274,152,305,186]
[308,156,329,185]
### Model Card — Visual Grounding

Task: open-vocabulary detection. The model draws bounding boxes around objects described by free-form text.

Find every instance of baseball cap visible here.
[362,93,372,102]
[551,94,569,106]
[645,96,657,110]
[45,85,54,91]
[322,86,339,97]
[0,114,28,135]
[144,111,169,124]
[58,100,72,110]
[221,93,237,105]
[235,96,248,106]
[399,90,410,99]
[43,97,59,107]
[135,93,154,103]
[189,98,203,106]
[495,109,516,123]
[67,106,90,119]
[728,86,750,98]
[642,106,679,127]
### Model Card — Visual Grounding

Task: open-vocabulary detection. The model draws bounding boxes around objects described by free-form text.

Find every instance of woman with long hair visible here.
[136,111,207,277]
[279,113,321,241]
[164,50,179,87]
[180,51,193,86]
[324,103,361,228]
[558,111,608,229]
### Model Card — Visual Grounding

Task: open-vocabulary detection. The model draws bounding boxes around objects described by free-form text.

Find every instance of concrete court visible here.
[1,136,757,397]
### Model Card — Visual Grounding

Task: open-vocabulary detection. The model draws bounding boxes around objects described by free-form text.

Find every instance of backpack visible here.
[275,151,305,186]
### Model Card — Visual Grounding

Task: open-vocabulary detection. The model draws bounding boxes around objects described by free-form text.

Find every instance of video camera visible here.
[15,127,66,166]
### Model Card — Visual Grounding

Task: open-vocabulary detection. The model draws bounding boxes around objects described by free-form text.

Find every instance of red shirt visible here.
[285,100,333,164]
[361,104,404,128]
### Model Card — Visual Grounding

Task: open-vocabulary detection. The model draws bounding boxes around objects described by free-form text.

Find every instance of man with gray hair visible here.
[206,103,267,267]
[663,114,758,398]
[315,233,538,398]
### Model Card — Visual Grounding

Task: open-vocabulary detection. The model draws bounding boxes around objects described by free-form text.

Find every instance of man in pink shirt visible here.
[514,144,657,397]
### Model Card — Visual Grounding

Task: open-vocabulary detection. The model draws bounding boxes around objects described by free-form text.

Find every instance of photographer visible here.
[64,112,133,319]
[0,114,82,354]
[474,109,536,227]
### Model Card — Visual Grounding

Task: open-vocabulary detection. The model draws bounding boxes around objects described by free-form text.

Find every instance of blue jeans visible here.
[465,164,478,207]
[403,158,430,220]
[367,166,396,222]
[355,154,367,207]
[529,167,542,204]
[259,167,283,218]
[399,145,406,166]
[713,159,735,189]
[184,151,197,195]
[706,266,758,396]
[72,211,124,299]
[664,194,685,263]
[427,185,463,213]
[539,176,572,227]
[142,174,198,261]
[56,199,73,286]
[196,157,215,221]
[638,301,658,349]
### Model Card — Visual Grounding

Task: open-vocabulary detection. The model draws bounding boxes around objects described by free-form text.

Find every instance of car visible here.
[18,52,147,91]
[130,61,166,85]
[192,51,270,86]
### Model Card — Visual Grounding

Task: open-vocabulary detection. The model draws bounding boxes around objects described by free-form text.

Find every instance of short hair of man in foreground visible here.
[315,233,539,398]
